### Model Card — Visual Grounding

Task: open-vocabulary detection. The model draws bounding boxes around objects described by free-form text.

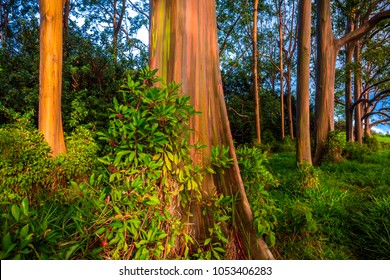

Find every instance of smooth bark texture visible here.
[150,0,273,260]
[314,0,336,164]
[345,19,354,142]
[354,40,363,145]
[296,0,312,165]
[278,0,285,140]
[38,0,66,156]
[253,0,261,144]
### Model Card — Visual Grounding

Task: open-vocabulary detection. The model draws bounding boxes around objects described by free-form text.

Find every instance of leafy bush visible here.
[323,131,346,163]
[86,68,231,260]
[0,116,99,205]
[343,141,372,161]
[273,137,296,153]
[363,135,382,152]
[236,145,279,247]
[0,120,53,204]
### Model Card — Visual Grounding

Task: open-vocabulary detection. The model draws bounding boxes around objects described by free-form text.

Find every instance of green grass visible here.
[375,134,390,144]
[266,148,390,260]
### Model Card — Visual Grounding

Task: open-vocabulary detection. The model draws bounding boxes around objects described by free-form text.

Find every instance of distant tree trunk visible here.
[0,1,9,48]
[296,0,312,165]
[253,0,261,144]
[313,0,389,164]
[112,0,127,64]
[278,0,285,140]
[345,19,354,142]
[38,0,66,156]
[150,0,273,260]
[63,0,71,57]
[364,90,371,137]
[354,40,363,144]
[286,61,294,139]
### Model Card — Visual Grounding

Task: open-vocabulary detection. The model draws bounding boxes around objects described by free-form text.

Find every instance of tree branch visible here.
[336,9,390,49]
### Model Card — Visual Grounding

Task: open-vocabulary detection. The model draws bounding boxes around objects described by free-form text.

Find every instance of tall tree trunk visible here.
[38,0,66,156]
[354,40,363,145]
[286,61,294,139]
[314,0,337,164]
[278,1,285,140]
[345,19,354,142]
[63,0,71,57]
[253,0,261,144]
[112,0,127,64]
[296,0,312,165]
[150,0,273,260]
[364,90,371,137]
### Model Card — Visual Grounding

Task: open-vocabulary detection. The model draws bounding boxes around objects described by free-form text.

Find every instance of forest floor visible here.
[265,138,390,260]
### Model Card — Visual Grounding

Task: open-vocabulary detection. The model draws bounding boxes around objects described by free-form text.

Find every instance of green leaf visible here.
[20,197,29,216]
[146,195,160,206]
[110,222,123,228]
[204,238,211,246]
[19,224,29,239]
[95,228,106,235]
[3,233,13,251]
[65,244,80,260]
[11,205,20,222]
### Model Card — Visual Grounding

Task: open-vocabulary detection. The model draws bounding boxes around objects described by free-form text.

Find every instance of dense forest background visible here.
[0,0,389,260]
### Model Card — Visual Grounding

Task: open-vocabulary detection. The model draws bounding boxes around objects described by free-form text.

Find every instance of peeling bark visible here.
[150,0,273,260]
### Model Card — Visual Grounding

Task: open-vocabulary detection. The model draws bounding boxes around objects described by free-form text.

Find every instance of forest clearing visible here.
[0,0,389,260]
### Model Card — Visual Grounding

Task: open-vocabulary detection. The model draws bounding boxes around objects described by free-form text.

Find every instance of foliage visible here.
[236,145,279,247]
[0,119,53,204]
[85,68,232,260]
[0,115,99,205]
[267,149,390,259]
[323,131,346,163]
[350,196,390,259]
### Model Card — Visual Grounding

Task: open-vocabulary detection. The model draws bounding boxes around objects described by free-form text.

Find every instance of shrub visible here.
[236,145,280,247]
[0,120,53,204]
[323,131,346,163]
[363,135,382,152]
[86,68,231,260]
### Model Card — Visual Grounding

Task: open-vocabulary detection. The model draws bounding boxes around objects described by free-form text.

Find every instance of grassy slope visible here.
[265,138,390,260]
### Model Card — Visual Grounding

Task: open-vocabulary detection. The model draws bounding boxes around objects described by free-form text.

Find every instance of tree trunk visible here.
[63,0,71,57]
[364,90,371,137]
[278,1,285,140]
[354,40,363,145]
[286,61,294,139]
[296,0,312,165]
[253,0,261,144]
[345,19,354,142]
[314,0,337,165]
[150,0,273,260]
[112,0,127,64]
[38,0,66,156]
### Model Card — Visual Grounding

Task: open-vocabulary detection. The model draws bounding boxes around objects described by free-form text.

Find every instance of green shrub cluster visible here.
[69,68,233,260]
[236,145,279,247]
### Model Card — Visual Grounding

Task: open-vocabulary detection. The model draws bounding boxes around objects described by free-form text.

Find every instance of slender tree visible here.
[253,0,261,144]
[277,0,285,140]
[296,0,312,165]
[354,39,363,144]
[150,0,273,260]
[345,18,355,142]
[38,0,66,156]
